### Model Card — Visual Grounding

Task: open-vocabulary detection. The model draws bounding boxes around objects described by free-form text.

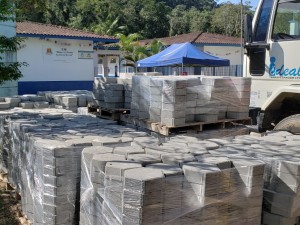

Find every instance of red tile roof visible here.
[195,32,241,45]
[140,32,202,45]
[139,32,241,46]
[17,21,117,42]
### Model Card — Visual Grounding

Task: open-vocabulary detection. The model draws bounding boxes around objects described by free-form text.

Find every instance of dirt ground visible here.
[0,182,20,225]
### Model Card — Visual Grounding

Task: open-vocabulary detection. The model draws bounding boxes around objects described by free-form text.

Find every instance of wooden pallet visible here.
[121,114,252,136]
[88,106,130,121]
[0,173,21,200]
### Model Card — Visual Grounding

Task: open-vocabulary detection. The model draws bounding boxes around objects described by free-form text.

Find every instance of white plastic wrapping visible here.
[79,137,265,225]
[0,108,120,225]
[130,75,251,126]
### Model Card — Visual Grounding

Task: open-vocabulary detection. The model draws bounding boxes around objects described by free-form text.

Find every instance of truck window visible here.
[254,0,274,42]
[272,0,300,40]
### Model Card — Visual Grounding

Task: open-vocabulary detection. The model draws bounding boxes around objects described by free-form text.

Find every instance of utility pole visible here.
[240,0,244,76]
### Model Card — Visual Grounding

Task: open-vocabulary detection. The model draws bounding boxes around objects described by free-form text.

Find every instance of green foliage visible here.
[14,0,255,39]
[160,0,216,10]
[45,0,77,26]
[147,39,165,55]
[188,8,212,32]
[117,34,165,70]
[0,0,14,21]
[0,1,26,84]
[139,1,171,38]
[210,2,253,37]
[92,15,127,36]
[169,5,190,36]
[15,0,46,22]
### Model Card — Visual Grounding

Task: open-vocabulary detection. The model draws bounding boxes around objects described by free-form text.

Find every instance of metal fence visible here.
[198,65,243,77]
[142,65,243,77]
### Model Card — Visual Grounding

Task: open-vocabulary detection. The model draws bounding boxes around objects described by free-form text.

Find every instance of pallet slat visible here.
[121,114,251,135]
[88,106,130,121]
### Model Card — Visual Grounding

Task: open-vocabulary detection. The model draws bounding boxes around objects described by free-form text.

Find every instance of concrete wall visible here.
[17,37,94,94]
[203,45,243,65]
[94,49,121,77]
[0,20,18,97]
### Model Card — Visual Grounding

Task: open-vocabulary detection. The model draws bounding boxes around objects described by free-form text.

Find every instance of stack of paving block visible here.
[161,77,187,126]
[197,77,228,122]
[0,97,21,109]
[202,77,251,120]
[0,91,92,111]
[93,77,125,109]
[117,78,133,109]
[0,97,10,110]
[0,107,125,225]
[130,75,251,126]
[131,76,151,119]
[149,77,163,122]
[205,131,300,225]
[80,137,265,225]
[39,90,92,108]
[188,77,206,122]
[262,160,300,225]
[180,158,264,225]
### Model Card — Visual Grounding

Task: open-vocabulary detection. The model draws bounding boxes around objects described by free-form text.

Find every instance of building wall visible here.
[203,45,242,65]
[94,49,121,77]
[17,37,94,94]
[0,20,18,97]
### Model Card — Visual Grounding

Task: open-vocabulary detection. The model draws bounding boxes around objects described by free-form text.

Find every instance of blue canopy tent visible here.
[136,42,230,68]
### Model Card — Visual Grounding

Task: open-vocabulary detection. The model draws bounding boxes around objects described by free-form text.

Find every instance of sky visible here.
[217,0,260,9]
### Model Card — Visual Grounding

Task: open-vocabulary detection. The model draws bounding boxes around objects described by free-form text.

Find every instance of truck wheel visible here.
[274,114,300,134]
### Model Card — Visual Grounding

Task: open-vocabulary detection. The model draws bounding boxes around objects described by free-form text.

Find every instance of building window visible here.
[110,58,116,63]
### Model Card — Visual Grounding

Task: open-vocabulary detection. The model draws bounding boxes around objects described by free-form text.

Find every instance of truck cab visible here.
[244,0,300,132]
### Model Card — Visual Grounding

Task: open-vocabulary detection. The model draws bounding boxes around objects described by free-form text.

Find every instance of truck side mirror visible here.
[244,14,253,43]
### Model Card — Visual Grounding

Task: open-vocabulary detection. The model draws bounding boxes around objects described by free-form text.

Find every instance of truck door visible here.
[245,0,300,108]
[268,0,300,79]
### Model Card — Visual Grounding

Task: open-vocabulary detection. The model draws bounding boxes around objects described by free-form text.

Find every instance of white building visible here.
[16,21,117,94]
[138,32,243,76]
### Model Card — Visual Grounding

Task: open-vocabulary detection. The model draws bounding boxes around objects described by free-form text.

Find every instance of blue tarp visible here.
[136,42,230,67]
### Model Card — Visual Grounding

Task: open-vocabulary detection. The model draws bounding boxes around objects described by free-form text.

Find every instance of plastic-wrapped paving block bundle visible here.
[80,139,266,225]
[129,75,251,126]
[0,108,122,225]
[93,77,126,109]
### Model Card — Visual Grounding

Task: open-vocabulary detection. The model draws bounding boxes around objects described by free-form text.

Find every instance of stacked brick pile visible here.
[93,77,133,109]
[0,90,93,112]
[80,136,266,225]
[0,107,125,225]
[131,75,251,126]
[3,103,300,225]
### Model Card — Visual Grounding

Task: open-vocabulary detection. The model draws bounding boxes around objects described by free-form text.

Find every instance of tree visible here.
[116,34,165,71]
[160,0,216,10]
[139,1,171,38]
[146,39,165,56]
[15,0,46,22]
[169,5,190,36]
[188,8,212,32]
[0,0,26,85]
[92,15,127,36]
[44,0,77,26]
[211,2,252,37]
[117,33,146,70]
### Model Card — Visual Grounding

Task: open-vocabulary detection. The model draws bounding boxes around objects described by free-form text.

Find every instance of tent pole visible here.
[182,63,183,75]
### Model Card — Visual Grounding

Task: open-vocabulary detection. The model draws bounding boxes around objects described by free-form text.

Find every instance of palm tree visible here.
[117,34,165,72]
[146,39,165,56]
[93,15,126,36]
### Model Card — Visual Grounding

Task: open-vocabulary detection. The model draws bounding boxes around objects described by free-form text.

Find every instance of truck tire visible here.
[274,114,300,134]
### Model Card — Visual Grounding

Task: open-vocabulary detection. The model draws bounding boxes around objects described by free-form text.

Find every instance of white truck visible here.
[244,0,300,133]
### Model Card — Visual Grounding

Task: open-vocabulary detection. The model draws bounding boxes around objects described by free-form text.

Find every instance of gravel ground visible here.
[0,182,20,225]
